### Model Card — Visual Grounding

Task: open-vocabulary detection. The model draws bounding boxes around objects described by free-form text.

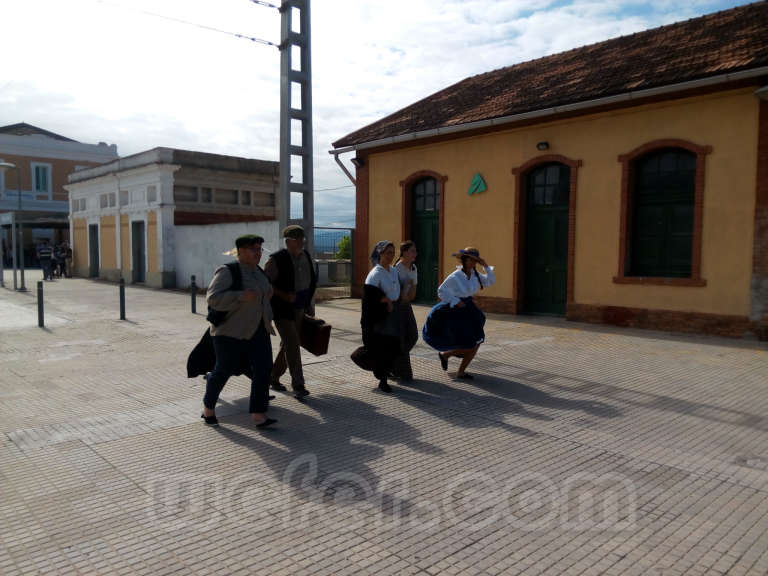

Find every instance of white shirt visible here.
[365,264,401,301]
[438,265,496,307]
[394,261,418,287]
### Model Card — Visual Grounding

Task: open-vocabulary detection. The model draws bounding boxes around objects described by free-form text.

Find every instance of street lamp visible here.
[0,161,26,291]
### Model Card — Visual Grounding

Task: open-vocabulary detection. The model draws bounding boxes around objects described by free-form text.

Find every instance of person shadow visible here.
[467,373,622,419]
[394,377,547,433]
[210,393,442,528]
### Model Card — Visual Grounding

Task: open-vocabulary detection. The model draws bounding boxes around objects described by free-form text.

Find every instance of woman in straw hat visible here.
[422,247,496,379]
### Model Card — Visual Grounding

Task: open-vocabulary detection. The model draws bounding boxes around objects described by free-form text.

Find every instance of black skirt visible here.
[422,297,485,351]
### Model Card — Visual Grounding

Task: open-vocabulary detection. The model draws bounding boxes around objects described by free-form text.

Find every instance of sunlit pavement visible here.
[1,271,767,575]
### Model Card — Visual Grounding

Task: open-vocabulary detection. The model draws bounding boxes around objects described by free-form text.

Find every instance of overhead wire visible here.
[95,0,280,47]
[315,185,355,192]
[247,0,280,9]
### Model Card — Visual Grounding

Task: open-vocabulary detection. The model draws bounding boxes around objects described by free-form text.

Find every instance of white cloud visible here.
[0,0,752,226]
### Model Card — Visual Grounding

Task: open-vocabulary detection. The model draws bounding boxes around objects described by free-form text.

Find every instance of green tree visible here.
[334,235,351,259]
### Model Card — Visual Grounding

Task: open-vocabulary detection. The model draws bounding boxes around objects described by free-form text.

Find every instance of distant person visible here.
[391,240,419,381]
[37,240,54,281]
[53,242,65,278]
[422,247,496,380]
[264,225,317,400]
[201,234,276,428]
[361,240,401,393]
[62,242,73,277]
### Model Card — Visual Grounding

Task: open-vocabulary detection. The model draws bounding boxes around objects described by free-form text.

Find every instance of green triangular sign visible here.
[468,173,487,195]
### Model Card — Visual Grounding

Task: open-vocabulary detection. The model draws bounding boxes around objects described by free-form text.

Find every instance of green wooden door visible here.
[412,178,439,302]
[524,164,570,315]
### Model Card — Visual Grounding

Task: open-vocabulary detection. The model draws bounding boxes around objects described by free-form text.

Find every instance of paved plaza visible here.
[1,270,768,575]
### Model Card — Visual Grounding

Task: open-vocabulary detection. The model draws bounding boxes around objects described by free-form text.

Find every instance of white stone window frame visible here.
[31,162,53,199]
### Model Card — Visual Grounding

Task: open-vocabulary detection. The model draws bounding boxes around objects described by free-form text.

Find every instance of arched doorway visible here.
[411,177,440,302]
[524,162,570,315]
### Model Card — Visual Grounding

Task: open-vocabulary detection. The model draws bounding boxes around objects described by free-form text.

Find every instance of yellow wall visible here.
[99,215,117,270]
[121,215,130,276]
[147,211,158,273]
[72,218,87,276]
[367,88,759,316]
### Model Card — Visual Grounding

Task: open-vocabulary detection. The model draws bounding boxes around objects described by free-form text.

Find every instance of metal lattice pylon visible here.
[279,0,313,251]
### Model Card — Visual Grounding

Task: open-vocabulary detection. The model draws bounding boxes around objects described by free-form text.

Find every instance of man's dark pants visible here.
[204,323,273,413]
[40,258,53,280]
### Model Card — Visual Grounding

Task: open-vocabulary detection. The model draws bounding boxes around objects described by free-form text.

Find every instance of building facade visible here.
[333,3,768,339]
[0,123,118,266]
[66,148,280,288]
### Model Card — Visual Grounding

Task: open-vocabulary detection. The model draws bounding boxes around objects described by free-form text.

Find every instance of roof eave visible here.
[333,66,768,154]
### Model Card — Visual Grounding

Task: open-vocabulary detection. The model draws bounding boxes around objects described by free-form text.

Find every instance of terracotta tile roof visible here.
[0,122,77,142]
[334,2,768,149]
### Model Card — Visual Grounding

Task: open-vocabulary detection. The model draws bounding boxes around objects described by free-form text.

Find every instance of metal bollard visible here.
[190,275,197,314]
[119,278,126,320]
[37,281,44,327]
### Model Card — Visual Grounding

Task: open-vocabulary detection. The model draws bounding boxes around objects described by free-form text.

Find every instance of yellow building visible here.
[332,3,768,339]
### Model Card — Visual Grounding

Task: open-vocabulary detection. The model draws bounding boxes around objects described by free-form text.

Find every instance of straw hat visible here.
[452,246,482,262]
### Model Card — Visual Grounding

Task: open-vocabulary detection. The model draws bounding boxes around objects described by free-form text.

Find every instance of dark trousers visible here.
[363,329,400,381]
[40,258,53,280]
[204,323,273,413]
[271,308,305,389]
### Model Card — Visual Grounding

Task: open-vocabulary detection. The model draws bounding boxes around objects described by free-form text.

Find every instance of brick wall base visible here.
[567,303,762,339]
[343,296,765,340]
[473,296,518,314]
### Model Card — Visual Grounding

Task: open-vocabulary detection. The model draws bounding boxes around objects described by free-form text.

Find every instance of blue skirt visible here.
[422,297,485,352]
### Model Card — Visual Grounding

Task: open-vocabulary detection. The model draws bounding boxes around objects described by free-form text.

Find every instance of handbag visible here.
[300,315,331,356]
[350,346,376,372]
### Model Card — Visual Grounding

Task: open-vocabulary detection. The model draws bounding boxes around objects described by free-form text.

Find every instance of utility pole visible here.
[279,0,314,252]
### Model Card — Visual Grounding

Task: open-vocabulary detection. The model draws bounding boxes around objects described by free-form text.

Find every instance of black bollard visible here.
[37,281,44,328]
[190,275,197,314]
[119,278,126,320]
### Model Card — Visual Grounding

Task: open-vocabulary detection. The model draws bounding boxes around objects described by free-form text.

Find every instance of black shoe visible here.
[293,388,310,399]
[271,381,287,392]
[378,380,392,393]
[255,417,277,428]
[201,413,219,426]
[439,353,448,371]
[269,395,276,401]
[456,372,474,380]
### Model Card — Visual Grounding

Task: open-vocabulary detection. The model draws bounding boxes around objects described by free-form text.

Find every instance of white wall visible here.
[174,221,280,288]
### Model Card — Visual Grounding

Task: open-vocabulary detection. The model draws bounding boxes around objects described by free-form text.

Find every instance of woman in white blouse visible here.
[422,246,496,379]
[360,241,401,392]
[391,241,419,381]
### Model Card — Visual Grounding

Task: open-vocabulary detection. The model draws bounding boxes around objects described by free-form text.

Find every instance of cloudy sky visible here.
[0,0,753,226]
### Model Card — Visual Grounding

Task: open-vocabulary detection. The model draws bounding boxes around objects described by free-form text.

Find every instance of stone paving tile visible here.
[1,276,768,574]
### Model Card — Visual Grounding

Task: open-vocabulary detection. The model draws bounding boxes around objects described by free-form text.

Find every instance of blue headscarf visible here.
[370,240,393,266]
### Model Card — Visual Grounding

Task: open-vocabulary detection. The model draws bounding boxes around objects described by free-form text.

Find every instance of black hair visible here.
[461,255,484,289]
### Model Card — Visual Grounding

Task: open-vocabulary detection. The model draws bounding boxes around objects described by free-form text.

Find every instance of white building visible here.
[66,147,280,288]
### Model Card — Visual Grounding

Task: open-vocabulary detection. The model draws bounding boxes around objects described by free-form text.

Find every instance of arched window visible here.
[616,139,710,286]
[413,177,439,213]
[628,148,696,277]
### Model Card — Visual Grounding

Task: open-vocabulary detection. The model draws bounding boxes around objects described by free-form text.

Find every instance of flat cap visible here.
[282,225,305,239]
[235,234,264,248]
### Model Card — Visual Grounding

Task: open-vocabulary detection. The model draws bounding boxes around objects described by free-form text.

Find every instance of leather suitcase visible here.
[300,316,331,356]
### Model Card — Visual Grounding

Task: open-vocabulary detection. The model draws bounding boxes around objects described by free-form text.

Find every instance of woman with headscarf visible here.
[391,240,419,381]
[359,240,401,393]
[422,247,496,380]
